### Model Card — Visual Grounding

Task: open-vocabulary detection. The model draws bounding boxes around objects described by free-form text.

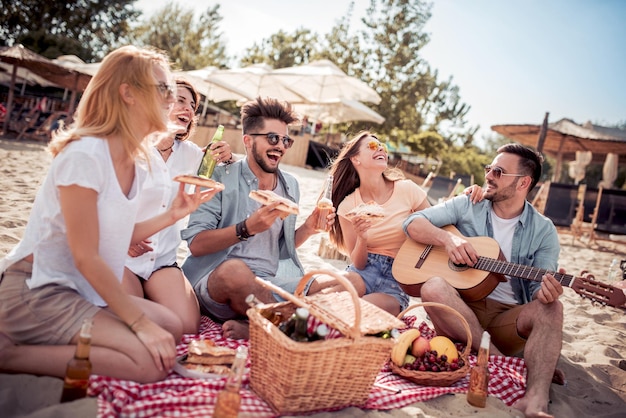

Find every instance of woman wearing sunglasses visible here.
[0,46,218,382]
[122,78,234,335]
[328,131,431,315]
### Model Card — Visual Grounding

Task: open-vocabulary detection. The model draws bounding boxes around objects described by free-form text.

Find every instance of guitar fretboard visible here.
[475,257,574,288]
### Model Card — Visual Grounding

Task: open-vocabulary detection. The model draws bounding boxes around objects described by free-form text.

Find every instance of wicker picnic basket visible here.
[389,302,472,387]
[248,270,405,415]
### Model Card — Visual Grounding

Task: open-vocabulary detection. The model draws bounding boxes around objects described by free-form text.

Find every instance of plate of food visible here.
[174,339,237,379]
[249,189,300,218]
[173,175,225,191]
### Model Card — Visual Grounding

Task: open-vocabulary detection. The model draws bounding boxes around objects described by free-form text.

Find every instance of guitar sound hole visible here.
[449,261,469,271]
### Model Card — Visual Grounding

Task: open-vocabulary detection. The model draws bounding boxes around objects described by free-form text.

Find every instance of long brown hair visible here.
[328,131,404,254]
[49,45,171,160]
[174,77,200,142]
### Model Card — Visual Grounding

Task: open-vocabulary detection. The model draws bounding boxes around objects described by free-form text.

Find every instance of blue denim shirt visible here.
[402,194,560,304]
[181,159,305,293]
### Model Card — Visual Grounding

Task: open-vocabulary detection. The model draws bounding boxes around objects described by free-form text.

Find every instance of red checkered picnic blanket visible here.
[92,316,527,417]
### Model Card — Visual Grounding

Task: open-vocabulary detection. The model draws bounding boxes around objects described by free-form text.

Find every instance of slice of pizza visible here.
[249,189,300,218]
[173,174,225,191]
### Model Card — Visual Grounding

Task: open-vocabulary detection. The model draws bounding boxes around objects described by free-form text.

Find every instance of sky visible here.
[134,0,626,141]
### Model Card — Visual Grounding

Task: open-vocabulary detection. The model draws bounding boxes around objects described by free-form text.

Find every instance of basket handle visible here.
[254,269,362,339]
[398,302,473,359]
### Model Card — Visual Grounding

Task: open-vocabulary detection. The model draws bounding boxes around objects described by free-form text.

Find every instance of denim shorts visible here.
[346,253,409,310]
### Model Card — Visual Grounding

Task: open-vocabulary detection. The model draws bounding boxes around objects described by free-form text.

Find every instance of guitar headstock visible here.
[571,273,626,309]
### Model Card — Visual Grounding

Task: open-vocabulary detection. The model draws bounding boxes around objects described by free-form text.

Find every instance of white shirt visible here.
[488,210,520,305]
[1,137,145,306]
[125,139,203,279]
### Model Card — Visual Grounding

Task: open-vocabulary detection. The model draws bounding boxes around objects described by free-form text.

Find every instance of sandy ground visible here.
[0,137,625,417]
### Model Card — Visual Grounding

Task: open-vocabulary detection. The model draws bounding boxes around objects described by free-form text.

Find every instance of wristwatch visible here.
[236,220,254,241]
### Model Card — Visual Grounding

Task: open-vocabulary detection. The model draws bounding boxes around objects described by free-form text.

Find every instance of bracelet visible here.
[128,312,145,331]
[236,220,254,241]
[224,154,234,165]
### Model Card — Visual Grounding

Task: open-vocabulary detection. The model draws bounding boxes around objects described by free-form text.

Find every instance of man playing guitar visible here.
[403,143,563,418]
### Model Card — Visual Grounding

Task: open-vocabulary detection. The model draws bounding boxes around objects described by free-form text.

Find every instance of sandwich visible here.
[344,201,385,224]
[185,338,236,366]
[249,189,300,218]
[173,174,225,191]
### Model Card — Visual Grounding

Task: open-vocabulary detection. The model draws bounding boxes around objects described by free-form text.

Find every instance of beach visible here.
[0,136,625,417]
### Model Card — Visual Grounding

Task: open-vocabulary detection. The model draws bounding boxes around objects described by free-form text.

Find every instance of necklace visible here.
[158,144,173,153]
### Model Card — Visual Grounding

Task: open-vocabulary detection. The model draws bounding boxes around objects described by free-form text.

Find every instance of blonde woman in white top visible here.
[0,46,217,383]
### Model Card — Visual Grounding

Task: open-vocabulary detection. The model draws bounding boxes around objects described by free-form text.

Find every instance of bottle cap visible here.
[480,330,490,349]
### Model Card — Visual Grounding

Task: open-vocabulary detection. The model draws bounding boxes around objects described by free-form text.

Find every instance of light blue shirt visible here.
[402,195,560,304]
[181,158,305,293]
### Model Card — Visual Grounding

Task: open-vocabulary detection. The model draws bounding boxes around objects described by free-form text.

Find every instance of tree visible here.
[131,2,229,71]
[358,0,474,144]
[240,28,320,69]
[0,0,140,61]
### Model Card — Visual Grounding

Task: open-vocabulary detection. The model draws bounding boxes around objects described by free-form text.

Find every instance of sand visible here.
[1,136,625,417]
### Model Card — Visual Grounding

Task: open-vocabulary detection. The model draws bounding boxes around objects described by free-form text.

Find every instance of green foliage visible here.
[131,2,229,70]
[438,146,492,186]
[0,0,140,61]
[241,28,321,69]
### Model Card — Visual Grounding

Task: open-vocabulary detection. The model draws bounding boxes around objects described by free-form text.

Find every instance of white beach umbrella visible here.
[294,99,384,125]
[177,67,253,103]
[271,59,381,105]
[207,63,307,103]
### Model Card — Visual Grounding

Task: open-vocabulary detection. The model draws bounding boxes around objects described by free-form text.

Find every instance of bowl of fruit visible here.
[389,302,472,387]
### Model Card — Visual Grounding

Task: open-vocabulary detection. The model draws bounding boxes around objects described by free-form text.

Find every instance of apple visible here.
[410,336,430,357]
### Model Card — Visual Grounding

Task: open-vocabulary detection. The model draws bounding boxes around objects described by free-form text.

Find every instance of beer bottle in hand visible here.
[197,124,225,178]
[315,174,334,232]
[213,346,248,418]
[60,318,93,403]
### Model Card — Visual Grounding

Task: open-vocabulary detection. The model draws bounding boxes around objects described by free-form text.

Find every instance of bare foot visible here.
[222,320,249,340]
[512,397,553,418]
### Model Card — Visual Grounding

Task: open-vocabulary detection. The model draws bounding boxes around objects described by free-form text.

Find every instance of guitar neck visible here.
[475,257,573,287]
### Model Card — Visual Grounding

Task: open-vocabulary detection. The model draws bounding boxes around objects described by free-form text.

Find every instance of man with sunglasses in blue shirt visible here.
[402,143,564,418]
[181,97,340,340]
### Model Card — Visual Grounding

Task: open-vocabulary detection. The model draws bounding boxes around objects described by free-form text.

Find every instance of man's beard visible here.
[485,177,519,202]
[251,141,279,174]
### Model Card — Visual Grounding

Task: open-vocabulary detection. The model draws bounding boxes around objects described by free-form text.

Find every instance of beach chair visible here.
[589,187,626,242]
[17,111,68,141]
[426,176,462,205]
[542,182,579,227]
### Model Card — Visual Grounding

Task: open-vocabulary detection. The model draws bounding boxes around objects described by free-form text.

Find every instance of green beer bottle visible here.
[197,124,225,178]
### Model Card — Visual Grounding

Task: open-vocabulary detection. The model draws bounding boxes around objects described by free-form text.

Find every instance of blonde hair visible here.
[49,45,172,160]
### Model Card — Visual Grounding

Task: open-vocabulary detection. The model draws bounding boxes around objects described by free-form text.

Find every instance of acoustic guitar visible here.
[392,225,626,308]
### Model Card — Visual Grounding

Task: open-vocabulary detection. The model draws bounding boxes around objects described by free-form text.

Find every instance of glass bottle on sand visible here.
[213,346,248,418]
[197,124,225,178]
[467,331,490,407]
[60,318,93,403]
[315,174,334,232]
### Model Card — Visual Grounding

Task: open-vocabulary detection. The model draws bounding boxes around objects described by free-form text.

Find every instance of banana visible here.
[390,328,421,366]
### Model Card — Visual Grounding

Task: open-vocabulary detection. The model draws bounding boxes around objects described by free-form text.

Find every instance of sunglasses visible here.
[484,165,526,179]
[154,82,176,100]
[249,133,294,149]
[367,140,388,153]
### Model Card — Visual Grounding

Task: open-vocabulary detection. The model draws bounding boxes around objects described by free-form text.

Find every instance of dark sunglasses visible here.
[484,165,525,179]
[249,133,294,149]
